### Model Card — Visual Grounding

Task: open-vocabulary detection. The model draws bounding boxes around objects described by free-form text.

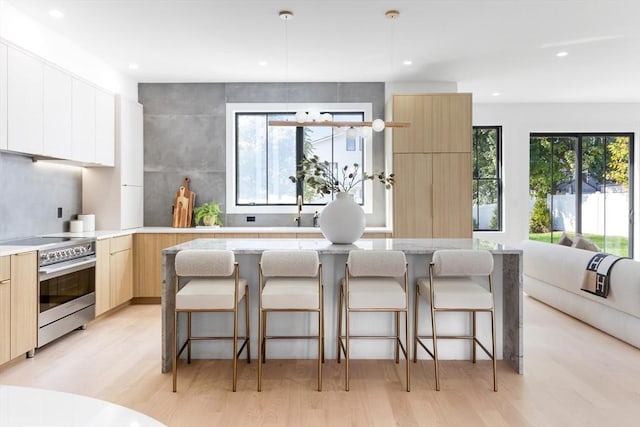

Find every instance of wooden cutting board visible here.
[172,177,196,228]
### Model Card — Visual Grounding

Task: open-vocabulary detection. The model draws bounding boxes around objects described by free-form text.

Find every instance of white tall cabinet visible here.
[83,96,144,230]
[0,43,7,151]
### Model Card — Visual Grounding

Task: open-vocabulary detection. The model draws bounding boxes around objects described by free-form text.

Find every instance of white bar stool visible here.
[337,250,410,392]
[258,250,324,391]
[173,249,250,392]
[414,249,497,391]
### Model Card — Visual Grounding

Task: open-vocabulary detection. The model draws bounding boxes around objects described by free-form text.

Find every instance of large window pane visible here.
[237,114,267,204]
[529,133,633,256]
[236,110,366,206]
[267,114,296,204]
[472,127,502,231]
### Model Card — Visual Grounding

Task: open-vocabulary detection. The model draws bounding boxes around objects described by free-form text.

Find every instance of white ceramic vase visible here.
[319,192,365,244]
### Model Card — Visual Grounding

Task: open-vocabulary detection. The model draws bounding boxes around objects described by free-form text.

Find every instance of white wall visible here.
[473,102,640,256]
[0,0,137,100]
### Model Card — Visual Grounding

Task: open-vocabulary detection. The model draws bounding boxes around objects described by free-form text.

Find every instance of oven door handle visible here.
[39,257,97,281]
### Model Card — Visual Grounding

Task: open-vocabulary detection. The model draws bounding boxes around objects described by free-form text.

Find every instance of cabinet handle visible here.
[0,279,9,284]
[14,252,33,256]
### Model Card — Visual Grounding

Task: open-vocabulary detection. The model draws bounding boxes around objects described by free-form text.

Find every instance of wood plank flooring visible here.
[1,296,640,426]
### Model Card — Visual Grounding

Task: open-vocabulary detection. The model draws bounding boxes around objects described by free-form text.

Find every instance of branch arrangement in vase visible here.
[289,155,394,196]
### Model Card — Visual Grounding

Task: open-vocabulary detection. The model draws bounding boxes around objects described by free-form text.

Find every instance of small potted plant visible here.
[193,201,223,227]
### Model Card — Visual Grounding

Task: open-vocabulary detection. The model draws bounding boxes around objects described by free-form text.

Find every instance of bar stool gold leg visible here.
[172,311,178,392]
[491,309,498,392]
[405,309,410,392]
[431,306,440,391]
[413,286,419,363]
[472,311,477,363]
[345,303,350,392]
[257,306,263,392]
[337,285,343,364]
[245,284,251,363]
[395,311,400,364]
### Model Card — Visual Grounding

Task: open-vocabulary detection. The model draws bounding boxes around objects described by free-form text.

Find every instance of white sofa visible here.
[522,240,640,349]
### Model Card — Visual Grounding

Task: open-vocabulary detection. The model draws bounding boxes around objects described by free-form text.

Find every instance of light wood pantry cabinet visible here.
[110,235,133,307]
[392,93,473,238]
[393,93,471,154]
[0,256,10,365]
[10,251,38,360]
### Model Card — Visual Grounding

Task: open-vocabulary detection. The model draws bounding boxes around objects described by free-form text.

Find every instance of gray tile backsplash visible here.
[139,82,388,227]
[0,151,82,241]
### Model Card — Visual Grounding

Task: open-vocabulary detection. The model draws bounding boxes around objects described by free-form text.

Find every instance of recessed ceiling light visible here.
[49,9,64,19]
[258,61,268,67]
[556,51,569,57]
[492,92,501,97]
[128,63,139,70]
[403,60,413,66]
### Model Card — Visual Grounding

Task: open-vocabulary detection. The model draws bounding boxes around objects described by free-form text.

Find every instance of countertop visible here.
[162,237,521,254]
[0,226,392,256]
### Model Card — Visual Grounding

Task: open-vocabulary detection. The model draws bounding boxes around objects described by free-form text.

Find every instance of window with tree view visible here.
[235,111,366,206]
[473,126,502,231]
[529,133,634,257]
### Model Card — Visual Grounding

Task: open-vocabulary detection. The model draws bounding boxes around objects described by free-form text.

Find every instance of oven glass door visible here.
[39,266,96,314]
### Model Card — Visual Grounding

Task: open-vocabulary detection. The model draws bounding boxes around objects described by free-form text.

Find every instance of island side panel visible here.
[161,251,176,373]
[502,252,523,374]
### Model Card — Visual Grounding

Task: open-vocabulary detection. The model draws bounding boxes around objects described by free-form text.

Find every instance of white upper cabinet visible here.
[95,88,115,166]
[0,43,7,150]
[43,65,72,159]
[1,44,115,164]
[119,97,143,186]
[7,47,43,155]
[71,78,96,163]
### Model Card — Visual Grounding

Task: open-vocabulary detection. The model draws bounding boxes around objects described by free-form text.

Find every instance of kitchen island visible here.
[161,238,523,374]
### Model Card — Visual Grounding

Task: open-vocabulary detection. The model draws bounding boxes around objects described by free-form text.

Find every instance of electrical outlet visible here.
[57,207,63,218]
[246,216,256,222]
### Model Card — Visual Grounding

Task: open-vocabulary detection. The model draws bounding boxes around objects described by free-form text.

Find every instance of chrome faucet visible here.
[294,195,302,227]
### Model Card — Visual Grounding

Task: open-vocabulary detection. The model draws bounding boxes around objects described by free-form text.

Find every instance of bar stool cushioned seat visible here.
[337,250,410,392]
[258,250,324,391]
[414,249,497,391]
[173,249,250,392]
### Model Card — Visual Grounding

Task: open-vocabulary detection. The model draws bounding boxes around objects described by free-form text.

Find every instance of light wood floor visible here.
[1,296,640,426]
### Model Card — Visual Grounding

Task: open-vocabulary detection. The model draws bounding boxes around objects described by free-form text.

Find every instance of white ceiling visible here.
[7,0,640,102]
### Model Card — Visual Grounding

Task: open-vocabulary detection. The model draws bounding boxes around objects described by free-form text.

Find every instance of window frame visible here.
[226,102,374,214]
[529,132,635,257]
[472,125,503,232]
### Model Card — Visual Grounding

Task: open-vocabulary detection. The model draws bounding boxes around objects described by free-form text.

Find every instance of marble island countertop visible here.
[164,237,521,255]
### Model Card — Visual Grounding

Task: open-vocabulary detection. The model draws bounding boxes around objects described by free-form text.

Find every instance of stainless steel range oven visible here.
[37,238,96,348]
[4,236,98,351]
